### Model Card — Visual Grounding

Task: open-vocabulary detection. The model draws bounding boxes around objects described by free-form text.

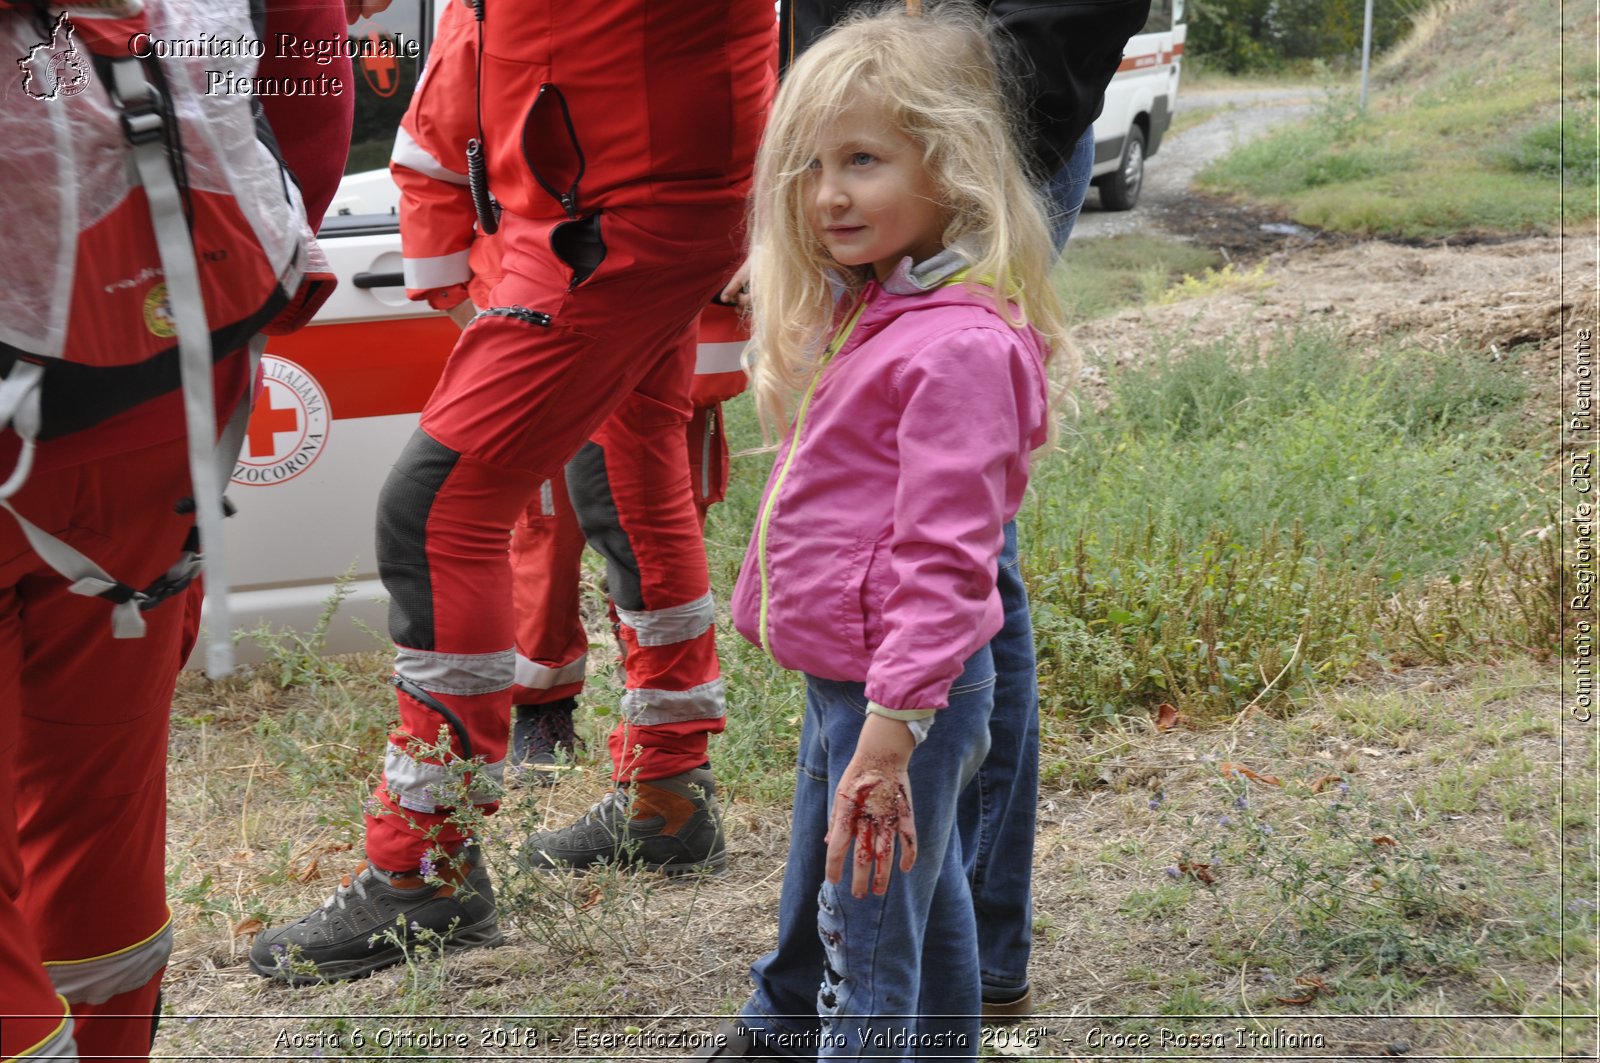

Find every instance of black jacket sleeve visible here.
[781,0,1153,177]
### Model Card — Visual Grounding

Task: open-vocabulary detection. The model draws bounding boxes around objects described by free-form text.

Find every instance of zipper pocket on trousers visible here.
[472,306,552,327]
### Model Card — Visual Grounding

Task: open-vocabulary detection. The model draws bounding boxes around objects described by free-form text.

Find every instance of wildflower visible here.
[1163,866,1182,879]
[1337,782,1350,797]
[1234,793,1249,810]
[418,855,436,879]
[1148,791,1165,810]
[1217,815,1232,828]
[1258,823,1274,835]
[410,920,422,933]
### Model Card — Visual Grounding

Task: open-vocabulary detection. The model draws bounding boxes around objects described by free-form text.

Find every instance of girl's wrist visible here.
[866,701,934,747]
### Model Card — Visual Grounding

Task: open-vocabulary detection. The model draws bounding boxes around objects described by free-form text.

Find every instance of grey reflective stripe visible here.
[614,591,714,648]
[539,479,555,517]
[620,678,727,726]
[385,744,504,813]
[403,249,472,290]
[693,340,746,375]
[392,125,469,184]
[514,650,587,691]
[15,1015,78,1060]
[395,646,515,696]
[46,920,172,1006]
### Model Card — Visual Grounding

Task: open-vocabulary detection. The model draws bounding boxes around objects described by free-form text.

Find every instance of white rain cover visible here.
[0,0,308,360]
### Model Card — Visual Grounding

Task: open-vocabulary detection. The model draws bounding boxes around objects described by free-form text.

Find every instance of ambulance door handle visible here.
[353,271,406,289]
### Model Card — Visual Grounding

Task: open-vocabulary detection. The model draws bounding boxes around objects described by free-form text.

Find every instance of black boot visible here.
[510,697,579,786]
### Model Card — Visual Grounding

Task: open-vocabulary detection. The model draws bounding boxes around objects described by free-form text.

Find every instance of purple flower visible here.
[419,855,436,879]
[1164,866,1182,879]
[1258,823,1274,835]
[1337,782,1350,797]
[1218,815,1232,828]
[1148,792,1165,810]
[1234,794,1249,810]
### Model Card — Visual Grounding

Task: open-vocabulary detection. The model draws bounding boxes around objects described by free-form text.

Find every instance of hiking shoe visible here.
[981,985,1034,1023]
[248,848,503,985]
[521,765,727,875]
[510,698,579,786]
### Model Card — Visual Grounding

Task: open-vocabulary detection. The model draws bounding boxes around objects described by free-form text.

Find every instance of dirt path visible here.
[1073,86,1326,241]
[1061,84,1587,407]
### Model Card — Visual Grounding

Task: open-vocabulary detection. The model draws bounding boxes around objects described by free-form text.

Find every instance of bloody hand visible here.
[824,715,918,897]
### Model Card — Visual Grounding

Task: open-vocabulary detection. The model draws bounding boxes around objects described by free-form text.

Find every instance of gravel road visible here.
[1071,86,1325,240]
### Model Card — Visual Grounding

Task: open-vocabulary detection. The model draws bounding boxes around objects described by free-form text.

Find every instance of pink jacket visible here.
[730,274,1050,711]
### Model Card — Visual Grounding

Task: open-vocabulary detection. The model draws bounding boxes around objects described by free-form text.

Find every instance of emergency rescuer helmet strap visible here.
[107,54,237,678]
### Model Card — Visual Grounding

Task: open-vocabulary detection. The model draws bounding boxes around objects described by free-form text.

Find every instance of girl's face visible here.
[807,99,947,282]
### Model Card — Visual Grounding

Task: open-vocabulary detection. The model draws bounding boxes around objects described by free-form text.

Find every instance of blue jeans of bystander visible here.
[964,125,1097,1006]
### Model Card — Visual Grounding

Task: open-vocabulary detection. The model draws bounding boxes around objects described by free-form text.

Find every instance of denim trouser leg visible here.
[1045,126,1097,253]
[961,520,1040,1002]
[743,653,994,1062]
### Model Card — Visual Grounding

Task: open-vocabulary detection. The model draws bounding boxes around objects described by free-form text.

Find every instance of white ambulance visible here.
[1090,0,1186,210]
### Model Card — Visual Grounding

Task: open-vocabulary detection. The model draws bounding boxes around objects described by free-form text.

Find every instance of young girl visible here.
[712,6,1069,1060]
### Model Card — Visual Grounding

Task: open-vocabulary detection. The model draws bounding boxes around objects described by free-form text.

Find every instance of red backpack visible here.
[0,0,335,675]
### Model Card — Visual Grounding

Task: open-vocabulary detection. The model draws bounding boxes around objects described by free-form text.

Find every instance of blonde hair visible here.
[748,1,1072,430]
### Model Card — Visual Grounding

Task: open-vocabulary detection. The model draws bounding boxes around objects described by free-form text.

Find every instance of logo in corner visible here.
[233,356,331,487]
[17,12,91,101]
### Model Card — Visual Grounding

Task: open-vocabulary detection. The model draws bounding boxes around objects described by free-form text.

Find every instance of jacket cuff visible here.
[866,701,935,721]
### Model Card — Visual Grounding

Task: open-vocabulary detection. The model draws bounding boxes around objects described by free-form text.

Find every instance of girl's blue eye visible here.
[851,152,875,166]
[806,157,821,170]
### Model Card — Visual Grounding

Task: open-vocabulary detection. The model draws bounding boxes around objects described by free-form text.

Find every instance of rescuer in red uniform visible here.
[386,1,749,785]
[0,0,351,1056]
[250,0,774,984]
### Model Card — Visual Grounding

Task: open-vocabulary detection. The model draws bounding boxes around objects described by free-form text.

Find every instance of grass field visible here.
[1196,0,1596,237]
[150,0,1596,1056]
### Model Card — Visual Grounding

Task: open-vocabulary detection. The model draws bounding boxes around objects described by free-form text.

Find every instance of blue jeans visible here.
[961,521,1040,1003]
[1045,125,1097,252]
[960,126,1098,1003]
[740,652,995,1061]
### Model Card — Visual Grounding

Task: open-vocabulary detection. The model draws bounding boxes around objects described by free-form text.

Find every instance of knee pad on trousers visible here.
[376,430,463,650]
[565,442,644,611]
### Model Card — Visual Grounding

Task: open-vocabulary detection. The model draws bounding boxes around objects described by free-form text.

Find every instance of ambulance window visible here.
[1142,0,1172,34]
[343,0,429,174]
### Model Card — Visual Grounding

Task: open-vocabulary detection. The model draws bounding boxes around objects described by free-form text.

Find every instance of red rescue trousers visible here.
[1,436,199,1063]
[366,203,741,872]
[508,405,730,710]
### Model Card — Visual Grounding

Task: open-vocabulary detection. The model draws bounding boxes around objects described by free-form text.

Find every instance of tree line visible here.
[1186,0,1430,74]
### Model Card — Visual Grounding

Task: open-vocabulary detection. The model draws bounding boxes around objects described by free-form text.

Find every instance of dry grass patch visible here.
[155,656,1594,1061]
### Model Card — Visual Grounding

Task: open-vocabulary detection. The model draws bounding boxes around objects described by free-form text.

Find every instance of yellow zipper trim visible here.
[755,294,869,657]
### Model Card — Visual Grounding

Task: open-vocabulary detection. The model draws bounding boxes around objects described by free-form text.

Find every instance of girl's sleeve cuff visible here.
[866,702,935,721]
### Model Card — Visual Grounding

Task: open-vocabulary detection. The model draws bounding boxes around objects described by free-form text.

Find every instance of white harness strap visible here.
[107,56,237,677]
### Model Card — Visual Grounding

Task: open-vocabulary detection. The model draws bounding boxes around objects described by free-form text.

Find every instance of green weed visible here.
[1021,327,1548,720]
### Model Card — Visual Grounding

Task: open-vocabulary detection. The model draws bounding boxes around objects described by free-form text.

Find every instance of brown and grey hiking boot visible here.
[248,846,502,985]
[520,765,727,875]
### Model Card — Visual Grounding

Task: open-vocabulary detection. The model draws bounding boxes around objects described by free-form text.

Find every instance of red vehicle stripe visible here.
[1114,41,1184,74]
[266,316,455,420]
